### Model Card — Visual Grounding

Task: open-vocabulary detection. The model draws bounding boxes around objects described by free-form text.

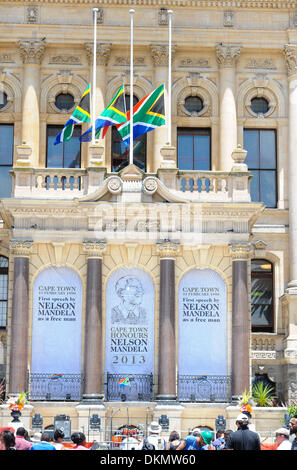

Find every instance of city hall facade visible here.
[0,0,296,434]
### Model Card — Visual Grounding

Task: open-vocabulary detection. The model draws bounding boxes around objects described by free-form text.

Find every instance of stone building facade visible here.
[0,0,296,435]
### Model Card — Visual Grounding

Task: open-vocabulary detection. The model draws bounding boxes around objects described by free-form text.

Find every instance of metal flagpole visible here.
[167,10,173,146]
[129,9,135,165]
[92,7,98,145]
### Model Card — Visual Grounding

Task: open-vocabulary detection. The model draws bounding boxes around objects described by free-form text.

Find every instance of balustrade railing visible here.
[106,373,154,402]
[28,373,83,401]
[177,375,232,403]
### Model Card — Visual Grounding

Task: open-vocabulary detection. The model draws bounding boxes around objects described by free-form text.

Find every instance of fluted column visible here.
[151,45,176,172]
[82,240,106,401]
[230,242,251,399]
[216,44,241,171]
[19,40,45,167]
[156,241,180,401]
[284,45,297,291]
[8,239,33,395]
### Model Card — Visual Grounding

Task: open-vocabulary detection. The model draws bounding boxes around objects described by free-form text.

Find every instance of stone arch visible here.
[237,77,286,118]
[106,74,152,103]
[173,75,219,118]
[40,72,88,114]
[0,71,22,113]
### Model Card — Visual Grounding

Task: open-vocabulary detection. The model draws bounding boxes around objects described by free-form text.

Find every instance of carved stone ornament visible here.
[9,239,33,257]
[19,39,45,65]
[156,240,180,258]
[143,177,158,194]
[179,58,209,67]
[224,11,234,27]
[83,239,106,258]
[216,44,241,67]
[85,42,111,66]
[107,177,122,194]
[284,44,297,77]
[96,8,104,24]
[158,8,169,25]
[229,242,251,260]
[26,6,39,24]
[49,56,81,65]
[151,44,176,66]
[114,56,145,66]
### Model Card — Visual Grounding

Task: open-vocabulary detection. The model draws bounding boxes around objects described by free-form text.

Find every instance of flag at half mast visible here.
[117,84,165,147]
[54,83,91,144]
[80,85,127,142]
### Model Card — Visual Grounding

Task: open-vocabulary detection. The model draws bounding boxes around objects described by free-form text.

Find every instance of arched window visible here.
[55,93,75,112]
[0,92,8,111]
[0,256,8,328]
[251,259,274,332]
[111,94,146,172]
[184,96,204,114]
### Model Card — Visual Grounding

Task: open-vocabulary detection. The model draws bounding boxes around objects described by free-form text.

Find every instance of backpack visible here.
[142,438,155,450]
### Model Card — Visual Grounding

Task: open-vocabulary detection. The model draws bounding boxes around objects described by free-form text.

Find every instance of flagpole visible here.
[92,7,98,145]
[167,9,173,146]
[129,9,135,165]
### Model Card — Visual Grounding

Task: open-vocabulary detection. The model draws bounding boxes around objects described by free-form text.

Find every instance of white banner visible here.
[178,269,227,376]
[31,266,82,375]
[105,267,155,376]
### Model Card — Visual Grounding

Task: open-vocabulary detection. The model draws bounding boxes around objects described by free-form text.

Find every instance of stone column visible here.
[156,241,179,401]
[216,44,241,172]
[19,40,45,167]
[82,240,106,401]
[8,239,33,395]
[229,243,251,399]
[85,42,111,167]
[151,45,176,171]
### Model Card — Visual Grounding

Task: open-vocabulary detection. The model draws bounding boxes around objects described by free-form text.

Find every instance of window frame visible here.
[177,127,212,171]
[243,128,277,208]
[46,124,82,168]
[0,255,9,329]
[251,258,274,333]
[0,123,14,199]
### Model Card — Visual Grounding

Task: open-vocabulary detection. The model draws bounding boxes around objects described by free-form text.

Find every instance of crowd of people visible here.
[0,415,296,451]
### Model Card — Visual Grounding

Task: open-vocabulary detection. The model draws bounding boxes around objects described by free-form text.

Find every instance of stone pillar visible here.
[216,44,241,172]
[229,242,251,399]
[85,42,111,167]
[82,240,106,401]
[19,40,45,167]
[156,241,180,401]
[151,45,176,171]
[8,239,33,395]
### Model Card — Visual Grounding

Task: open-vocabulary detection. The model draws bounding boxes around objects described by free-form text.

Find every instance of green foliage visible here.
[252,382,275,407]
[287,401,297,418]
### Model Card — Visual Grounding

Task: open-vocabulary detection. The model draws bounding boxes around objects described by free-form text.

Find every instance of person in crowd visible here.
[200,430,214,450]
[52,429,65,450]
[31,432,56,450]
[1,430,16,450]
[212,429,225,450]
[225,414,261,451]
[289,417,297,450]
[177,428,208,450]
[167,431,181,451]
[221,429,233,450]
[274,427,291,450]
[70,432,89,450]
[141,421,167,450]
[15,427,32,450]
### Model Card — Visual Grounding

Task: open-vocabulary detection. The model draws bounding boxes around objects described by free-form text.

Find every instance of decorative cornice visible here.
[9,238,33,257]
[19,39,45,65]
[85,42,111,66]
[156,240,180,259]
[150,44,176,67]
[229,242,252,260]
[216,44,241,68]
[83,239,106,258]
[284,44,297,77]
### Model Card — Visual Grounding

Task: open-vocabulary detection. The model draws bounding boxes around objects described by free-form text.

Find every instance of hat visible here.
[236,413,249,422]
[31,432,42,442]
[275,427,290,437]
[192,427,201,434]
[148,421,162,434]
[201,430,213,445]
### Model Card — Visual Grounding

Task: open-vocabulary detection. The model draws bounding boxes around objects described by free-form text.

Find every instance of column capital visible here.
[150,44,176,67]
[19,39,46,65]
[9,239,33,257]
[284,44,297,77]
[85,42,111,66]
[156,240,180,259]
[229,242,252,261]
[83,239,106,258]
[216,44,241,68]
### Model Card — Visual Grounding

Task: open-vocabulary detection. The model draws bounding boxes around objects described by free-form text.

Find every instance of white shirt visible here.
[277,439,292,450]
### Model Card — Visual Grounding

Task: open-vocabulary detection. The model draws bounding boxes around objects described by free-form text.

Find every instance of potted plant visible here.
[252,382,275,407]
[238,390,254,418]
[7,391,27,422]
[287,400,297,418]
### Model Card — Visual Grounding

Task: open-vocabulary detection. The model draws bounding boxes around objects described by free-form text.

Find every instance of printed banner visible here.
[178,269,227,376]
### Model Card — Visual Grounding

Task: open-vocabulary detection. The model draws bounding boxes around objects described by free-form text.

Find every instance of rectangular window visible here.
[46,125,81,168]
[244,129,277,208]
[251,259,274,332]
[0,124,14,198]
[177,128,211,171]
[0,257,8,328]
[111,126,146,172]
